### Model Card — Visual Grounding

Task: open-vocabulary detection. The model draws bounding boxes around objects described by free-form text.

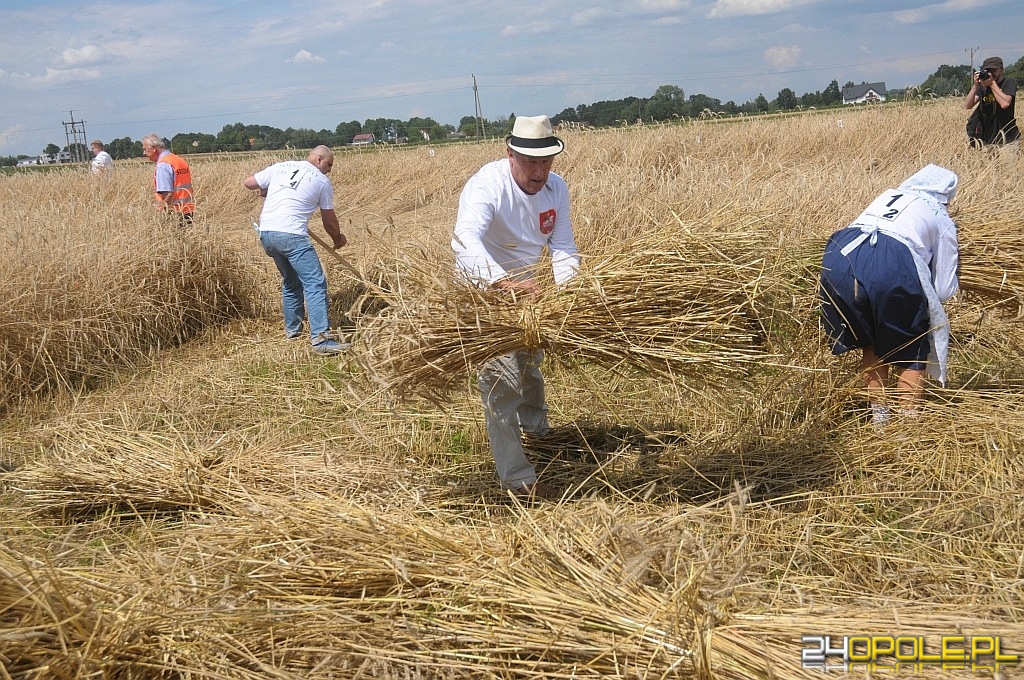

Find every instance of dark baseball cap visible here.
[981,56,1003,70]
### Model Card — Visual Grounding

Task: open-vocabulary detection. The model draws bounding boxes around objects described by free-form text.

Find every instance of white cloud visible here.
[764,44,802,68]
[892,8,928,23]
[634,0,690,11]
[708,0,816,18]
[10,66,101,87]
[289,49,325,63]
[572,8,612,26]
[250,15,349,46]
[501,21,553,37]
[58,45,107,67]
[894,0,999,24]
[946,0,1002,7]
[777,21,814,34]
[0,124,27,151]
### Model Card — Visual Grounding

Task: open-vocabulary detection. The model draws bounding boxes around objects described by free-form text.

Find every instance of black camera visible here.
[978,68,993,81]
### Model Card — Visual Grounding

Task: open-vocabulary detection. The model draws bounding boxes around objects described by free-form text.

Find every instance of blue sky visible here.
[1,0,1021,156]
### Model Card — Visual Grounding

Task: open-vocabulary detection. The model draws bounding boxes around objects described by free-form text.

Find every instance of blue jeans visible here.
[259,230,330,342]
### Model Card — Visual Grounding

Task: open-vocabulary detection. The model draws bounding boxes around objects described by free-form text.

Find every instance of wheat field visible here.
[2,99,1024,679]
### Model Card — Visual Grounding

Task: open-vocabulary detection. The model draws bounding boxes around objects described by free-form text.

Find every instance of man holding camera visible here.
[964,56,1018,148]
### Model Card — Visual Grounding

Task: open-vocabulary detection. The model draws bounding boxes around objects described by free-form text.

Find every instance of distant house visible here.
[351,133,375,146]
[842,82,887,105]
[33,151,73,164]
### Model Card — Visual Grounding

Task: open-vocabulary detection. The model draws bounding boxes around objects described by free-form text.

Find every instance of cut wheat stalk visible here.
[355,226,803,400]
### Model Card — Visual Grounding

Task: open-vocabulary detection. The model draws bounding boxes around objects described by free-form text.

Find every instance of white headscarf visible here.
[898,164,958,205]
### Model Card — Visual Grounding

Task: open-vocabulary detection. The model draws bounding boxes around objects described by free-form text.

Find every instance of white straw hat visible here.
[506,115,564,157]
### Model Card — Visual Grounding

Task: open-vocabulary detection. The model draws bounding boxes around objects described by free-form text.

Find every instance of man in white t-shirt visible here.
[452,115,580,500]
[90,140,113,175]
[244,145,349,355]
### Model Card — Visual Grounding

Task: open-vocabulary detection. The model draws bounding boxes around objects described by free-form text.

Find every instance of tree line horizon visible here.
[4,57,1021,167]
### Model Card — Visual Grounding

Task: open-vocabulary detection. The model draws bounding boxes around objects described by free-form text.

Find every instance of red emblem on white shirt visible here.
[539,209,556,235]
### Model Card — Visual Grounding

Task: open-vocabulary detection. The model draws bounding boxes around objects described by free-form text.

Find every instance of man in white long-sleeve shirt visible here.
[452,115,580,500]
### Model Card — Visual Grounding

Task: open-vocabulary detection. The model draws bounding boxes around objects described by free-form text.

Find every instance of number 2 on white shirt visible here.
[866,191,913,221]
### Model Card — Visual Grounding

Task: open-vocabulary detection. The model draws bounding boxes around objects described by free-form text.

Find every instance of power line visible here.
[965,46,980,88]
[472,74,485,139]
[61,111,88,163]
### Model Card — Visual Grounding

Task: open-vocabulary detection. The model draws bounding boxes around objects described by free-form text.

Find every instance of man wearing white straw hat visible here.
[452,115,580,500]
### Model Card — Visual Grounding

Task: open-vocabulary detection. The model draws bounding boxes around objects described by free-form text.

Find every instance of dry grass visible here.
[0,163,265,413]
[2,99,1024,679]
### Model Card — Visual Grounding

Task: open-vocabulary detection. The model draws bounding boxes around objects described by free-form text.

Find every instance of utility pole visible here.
[472,74,485,139]
[965,47,980,89]
[62,111,89,163]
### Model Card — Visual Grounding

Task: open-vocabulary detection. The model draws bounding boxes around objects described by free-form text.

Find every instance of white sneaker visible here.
[870,405,892,429]
[312,339,351,355]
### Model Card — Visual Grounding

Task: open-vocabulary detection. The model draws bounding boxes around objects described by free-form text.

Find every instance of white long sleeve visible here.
[453,159,579,285]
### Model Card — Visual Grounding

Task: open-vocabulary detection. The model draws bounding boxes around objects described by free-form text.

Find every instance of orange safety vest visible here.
[153,153,195,214]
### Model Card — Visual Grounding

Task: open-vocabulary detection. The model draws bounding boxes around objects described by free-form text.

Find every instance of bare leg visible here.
[859,348,889,405]
[859,348,893,426]
[894,367,926,411]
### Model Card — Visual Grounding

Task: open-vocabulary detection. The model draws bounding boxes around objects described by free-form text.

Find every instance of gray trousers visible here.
[477,349,550,488]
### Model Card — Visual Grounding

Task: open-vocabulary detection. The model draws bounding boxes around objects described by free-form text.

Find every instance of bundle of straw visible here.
[789,221,1024,316]
[13,426,223,516]
[355,227,798,400]
[955,216,1024,311]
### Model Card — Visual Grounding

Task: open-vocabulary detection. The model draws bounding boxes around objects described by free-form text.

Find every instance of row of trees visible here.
[552,56,1014,127]
[554,81,845,127]
[1,139,139,167]
[6,57,1021,166]
[167,115,523,156]
[919,64,977,98]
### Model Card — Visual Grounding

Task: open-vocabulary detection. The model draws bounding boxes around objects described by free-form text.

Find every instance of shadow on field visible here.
[521,421,842,506]
[327,263,396,330]
[329,283,384,330]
